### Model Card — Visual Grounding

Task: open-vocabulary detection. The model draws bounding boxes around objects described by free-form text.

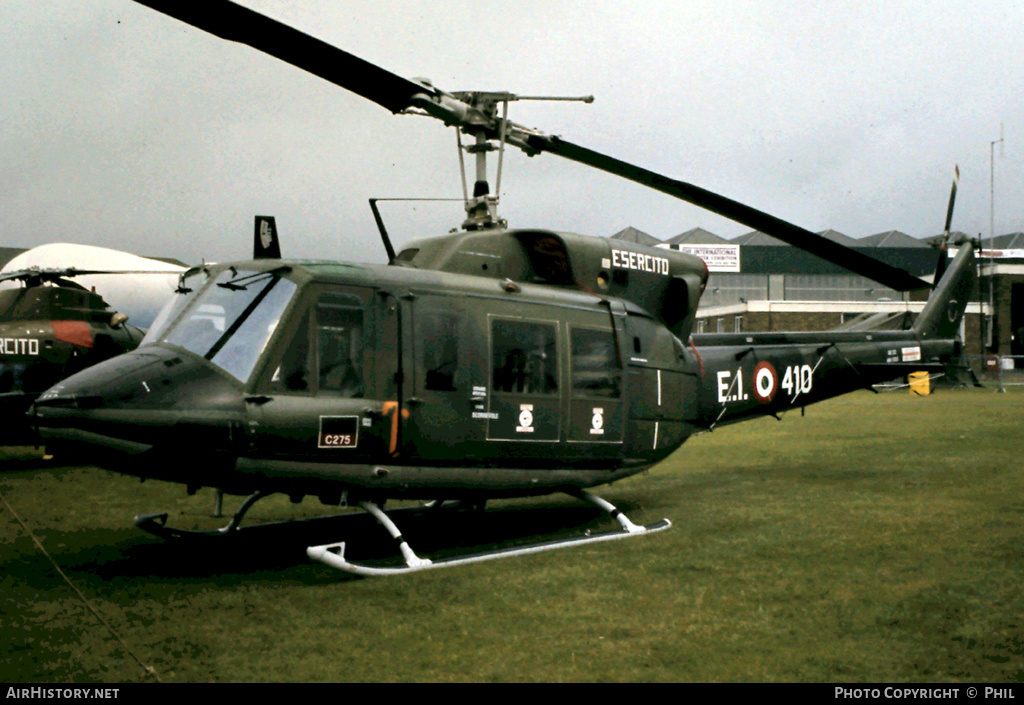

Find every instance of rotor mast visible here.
[406,88,594,230]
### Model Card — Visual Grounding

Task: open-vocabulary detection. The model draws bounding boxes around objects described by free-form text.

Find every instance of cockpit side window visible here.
[316,292,365,398]
[268,309,312,393]
[265,289,369,398]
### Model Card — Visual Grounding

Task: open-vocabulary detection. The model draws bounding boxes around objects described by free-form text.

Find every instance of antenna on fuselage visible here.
[368,197,464,264]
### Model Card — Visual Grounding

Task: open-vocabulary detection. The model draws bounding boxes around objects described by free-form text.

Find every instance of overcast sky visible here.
[3,0,1023,265]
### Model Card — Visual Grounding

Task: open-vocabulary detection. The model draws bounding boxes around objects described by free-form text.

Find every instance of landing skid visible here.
[306,489,671,577]
[134,490,272,540]
[133,491,458,542]
[133,489,670,576]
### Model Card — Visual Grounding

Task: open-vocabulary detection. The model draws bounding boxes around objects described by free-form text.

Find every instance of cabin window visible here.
[0,362,61,394]
[627,313,682,368]
[316,292,365,397]
[571,327,621,398]
[491,319,558,395]
[419,312,459,391]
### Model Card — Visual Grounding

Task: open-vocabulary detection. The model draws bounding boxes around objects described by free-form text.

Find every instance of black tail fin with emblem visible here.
[254,215,281,259]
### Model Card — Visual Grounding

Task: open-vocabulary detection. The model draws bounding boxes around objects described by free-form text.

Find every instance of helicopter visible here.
[0,266,146,439]
[0,219,279,441]
[30,0,977,576]
[1,243,187,330]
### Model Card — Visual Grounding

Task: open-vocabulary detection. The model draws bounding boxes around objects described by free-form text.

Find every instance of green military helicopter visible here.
[0,218,278,443]
[32,0,976,576]
[0,267,145,440]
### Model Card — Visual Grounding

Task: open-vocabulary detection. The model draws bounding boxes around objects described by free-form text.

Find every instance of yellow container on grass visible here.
[909,371,930,396]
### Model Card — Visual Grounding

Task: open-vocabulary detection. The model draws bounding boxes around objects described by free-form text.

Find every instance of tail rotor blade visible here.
[934,165,960,283]
[943,165,960,235]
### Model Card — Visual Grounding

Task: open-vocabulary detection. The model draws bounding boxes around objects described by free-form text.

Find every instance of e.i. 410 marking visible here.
[780,364,813,399]
[717,361,814,405]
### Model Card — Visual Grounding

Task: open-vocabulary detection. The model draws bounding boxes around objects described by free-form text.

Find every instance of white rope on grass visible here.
[0,490,162,683]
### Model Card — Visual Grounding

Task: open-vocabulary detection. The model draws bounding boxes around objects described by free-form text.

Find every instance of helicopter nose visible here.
[32,344,246,466]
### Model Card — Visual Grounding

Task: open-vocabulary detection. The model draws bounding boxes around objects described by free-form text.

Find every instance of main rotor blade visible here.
[130,0,932,292]
[526,135,931,292]
[0,268,180,283]
[0,270,34,284]
[131,0,431,114]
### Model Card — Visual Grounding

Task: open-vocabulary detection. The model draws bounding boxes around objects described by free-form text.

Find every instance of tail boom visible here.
[689,242,975,428]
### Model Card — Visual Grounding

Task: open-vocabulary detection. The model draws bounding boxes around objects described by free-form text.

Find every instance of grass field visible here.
[2,388,1024,683]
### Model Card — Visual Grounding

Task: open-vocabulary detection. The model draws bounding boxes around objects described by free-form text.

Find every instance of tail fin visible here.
[913,240,976,340]
[254,216,281,259]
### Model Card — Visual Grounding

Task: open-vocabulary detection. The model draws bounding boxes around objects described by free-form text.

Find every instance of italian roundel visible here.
[753,361,778,404]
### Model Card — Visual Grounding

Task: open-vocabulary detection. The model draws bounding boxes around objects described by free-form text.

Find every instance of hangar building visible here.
[612,227,1024,360]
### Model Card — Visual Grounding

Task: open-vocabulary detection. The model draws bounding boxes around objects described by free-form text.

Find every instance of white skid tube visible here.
[306,490,671,577]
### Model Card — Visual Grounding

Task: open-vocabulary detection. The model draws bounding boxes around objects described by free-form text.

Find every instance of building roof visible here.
[0,246,186,272]
[817,229,859,246]
[609,226,661,246]
[857,230,928,248]
[733,230,788,246]
[924,231,973,247]
[665,227,729,245]
[991,232,1024,249]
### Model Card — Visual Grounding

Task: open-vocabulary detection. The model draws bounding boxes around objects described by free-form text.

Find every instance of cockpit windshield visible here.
[144,268,297,383]
[142,268,211,345]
